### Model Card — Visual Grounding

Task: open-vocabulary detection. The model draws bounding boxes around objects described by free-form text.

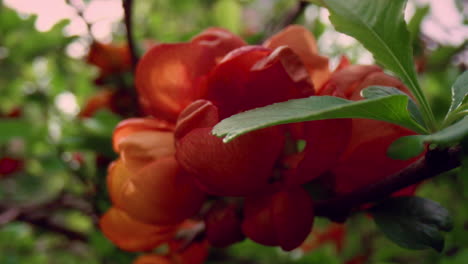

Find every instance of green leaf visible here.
[82,110,120,137]
[388,116,468,160]
[0,119,31,143]
[387,135,425,160]
[213,95,427,142]
[371,196,453,252]
[308,0,435,130]
[448,70,468,113]
[362,85,425,126]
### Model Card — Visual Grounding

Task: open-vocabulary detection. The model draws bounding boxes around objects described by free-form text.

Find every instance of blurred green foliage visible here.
[0,0,466,263]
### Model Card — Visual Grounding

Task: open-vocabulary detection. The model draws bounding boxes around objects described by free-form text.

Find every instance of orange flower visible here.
[101,25,337,254]
[100,207,178,252]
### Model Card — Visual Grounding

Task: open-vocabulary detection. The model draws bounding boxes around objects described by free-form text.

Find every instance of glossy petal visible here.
[100,207,177,252]
[242,186,314,251]
[113,118,175,172]
[331,122,418,195]
[136,28,245,122]
[110,157,206,225]
[285,119,352,185]
[264,25,330,89]
[204,46,313,119]
[318,65,381,97]
[175,101,284,196]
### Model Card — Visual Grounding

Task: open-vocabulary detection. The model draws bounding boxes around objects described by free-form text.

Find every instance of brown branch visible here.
[0,192,94,242]
[315,146,463,222]
[123,0,139,70]
[17,214,88,242]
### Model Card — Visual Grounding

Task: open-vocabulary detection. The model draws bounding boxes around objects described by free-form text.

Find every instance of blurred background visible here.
[0,0,467,263]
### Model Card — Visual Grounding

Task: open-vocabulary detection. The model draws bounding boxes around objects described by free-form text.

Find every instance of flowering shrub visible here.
[100,25,421,263]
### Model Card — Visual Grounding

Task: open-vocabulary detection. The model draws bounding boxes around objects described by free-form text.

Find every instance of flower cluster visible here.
[100,26,419,263]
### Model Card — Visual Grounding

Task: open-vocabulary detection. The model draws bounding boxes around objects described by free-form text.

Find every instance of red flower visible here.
[242,186,314,251]
[101,24,422,256]
[318,64,421,195]
[108,119,205,225]
[0,157,22,177]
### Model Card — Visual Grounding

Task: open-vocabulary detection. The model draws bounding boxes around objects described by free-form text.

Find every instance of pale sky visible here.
[4,0,467,59]
[4,0,123,41]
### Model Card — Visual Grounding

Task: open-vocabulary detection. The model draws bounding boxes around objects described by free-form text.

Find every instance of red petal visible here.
[111,156,205,225]
[204,46,313,119]
[100,207,177,252]
[264,25,330,89]
[175,101,285,196]
[331,120,419,195]
[318,65,381,97]
[87,42,132,77]
[113,118,175,172]
[242,186,314,251]
[204,201,245,247]
[285,119,352,185]
[174,100,219,141]
[136,29,245,122]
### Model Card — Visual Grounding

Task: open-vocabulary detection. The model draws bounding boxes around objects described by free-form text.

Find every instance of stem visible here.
[123,0,138,70]
[315,146,462,222]
[410,79,438,132]
[443,104,468,127]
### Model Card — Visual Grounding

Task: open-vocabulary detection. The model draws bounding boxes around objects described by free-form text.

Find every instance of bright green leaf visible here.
[308,0,435,130]
[388,116,468,160]
[371,196,453,252]
[213,95,426,142]
[448,70,468,113]
[362,85,425,126]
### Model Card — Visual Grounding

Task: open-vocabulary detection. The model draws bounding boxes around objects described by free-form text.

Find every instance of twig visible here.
[0,192,94,241]
[123,0,139,70]
[66,0,94,40]
[17,214,88,242]
[315,146,462,222]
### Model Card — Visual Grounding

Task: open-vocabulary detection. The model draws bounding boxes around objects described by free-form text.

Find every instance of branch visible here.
[315,146,462,222]
[262,1,309,41]
[123,0,139,70]
[0,192,94,242]
[66,0,94,40]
